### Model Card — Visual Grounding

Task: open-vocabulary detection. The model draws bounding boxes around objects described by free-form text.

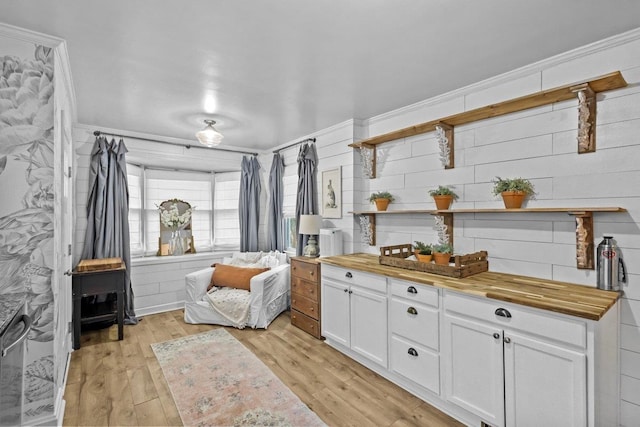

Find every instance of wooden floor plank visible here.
[63,309,461,426]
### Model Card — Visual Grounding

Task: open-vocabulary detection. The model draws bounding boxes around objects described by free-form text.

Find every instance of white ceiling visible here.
[1,1,640,151]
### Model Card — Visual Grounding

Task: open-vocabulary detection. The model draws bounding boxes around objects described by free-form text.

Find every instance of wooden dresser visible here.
[290,256,322,339]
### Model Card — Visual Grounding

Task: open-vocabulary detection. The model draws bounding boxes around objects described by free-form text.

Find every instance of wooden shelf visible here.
[351,207,626,269]
[350,71,627,149]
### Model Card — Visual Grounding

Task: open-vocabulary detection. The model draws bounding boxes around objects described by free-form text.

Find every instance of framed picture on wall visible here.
[321,167,342,218]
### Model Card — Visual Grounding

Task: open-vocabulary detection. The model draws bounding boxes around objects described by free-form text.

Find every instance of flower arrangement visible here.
[158,202,193,230]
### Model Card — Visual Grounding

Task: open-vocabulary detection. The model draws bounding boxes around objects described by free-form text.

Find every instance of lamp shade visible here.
[196,119,224,147]
[298,215,322,235]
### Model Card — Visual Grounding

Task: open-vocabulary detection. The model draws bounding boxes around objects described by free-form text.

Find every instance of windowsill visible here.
[131,251,233,267]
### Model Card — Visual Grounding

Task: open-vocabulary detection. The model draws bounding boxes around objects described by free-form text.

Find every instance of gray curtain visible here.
[266,153,285,251]
[81,137,137,324]
[295,143,318,255]
[239,155,261,252]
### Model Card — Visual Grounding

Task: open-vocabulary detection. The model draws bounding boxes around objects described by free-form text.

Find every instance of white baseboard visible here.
[136,301,185,317]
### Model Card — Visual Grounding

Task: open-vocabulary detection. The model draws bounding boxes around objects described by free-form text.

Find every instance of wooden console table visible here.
[72,259,125,349]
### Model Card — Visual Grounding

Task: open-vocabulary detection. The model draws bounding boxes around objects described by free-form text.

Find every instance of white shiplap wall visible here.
[272,29,640,425]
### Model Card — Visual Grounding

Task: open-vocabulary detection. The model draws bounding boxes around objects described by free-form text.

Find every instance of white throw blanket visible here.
[204,287,252,329]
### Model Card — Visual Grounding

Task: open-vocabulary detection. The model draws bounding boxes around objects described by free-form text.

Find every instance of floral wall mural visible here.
[0,40,56,420]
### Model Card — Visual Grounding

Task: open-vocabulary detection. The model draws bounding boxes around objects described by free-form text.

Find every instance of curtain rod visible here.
[272,137,316,154]
[93,130,259,156]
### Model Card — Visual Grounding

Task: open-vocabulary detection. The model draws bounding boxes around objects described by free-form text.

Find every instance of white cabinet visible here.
[503,331,586,427]
[443,314,505,426]
[389,279,441,395]
[321,265,388,367]
[442,290,614,427]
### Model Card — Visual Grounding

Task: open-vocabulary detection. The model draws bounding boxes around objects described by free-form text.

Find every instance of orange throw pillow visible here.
[208,264,270,291]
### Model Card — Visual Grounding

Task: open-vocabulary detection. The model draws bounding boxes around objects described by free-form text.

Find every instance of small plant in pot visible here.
[492,177,535,209]
[432,242,453,265]
[369,191,395,211]
[413,241,433,263]
[428,185,459,210]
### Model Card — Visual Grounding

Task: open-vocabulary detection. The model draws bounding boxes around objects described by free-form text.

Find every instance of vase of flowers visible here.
[158,202,193,255]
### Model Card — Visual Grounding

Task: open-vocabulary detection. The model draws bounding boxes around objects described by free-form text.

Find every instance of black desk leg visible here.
[73,295,81,350]
[117,289,124,341]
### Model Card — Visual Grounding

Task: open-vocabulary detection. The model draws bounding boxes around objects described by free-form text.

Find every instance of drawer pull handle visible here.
[408,348,418,357]
[493,333,500,339]
[345,272,353,278]
[407,307,418,315]
[407,286,417,294]
[495,308,512,318]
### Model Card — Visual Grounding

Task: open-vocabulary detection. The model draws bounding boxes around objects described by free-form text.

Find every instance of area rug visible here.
[151,329,325,426]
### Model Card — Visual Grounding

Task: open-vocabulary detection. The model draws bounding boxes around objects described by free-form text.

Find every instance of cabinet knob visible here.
[64,270,73,276]
[504,337,511,344]
[493,333,500,339]
[344,288,349,293]
[310,271,314,276]
[408,348,419,357]
[345,272,353,278]
[495,308,512,318]
[407,286,417,294]
[348,290,353,294]
[407,307,418,315]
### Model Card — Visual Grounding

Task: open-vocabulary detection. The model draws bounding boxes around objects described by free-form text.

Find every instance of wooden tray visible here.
[379,244,488,278]
[76,257,124,272]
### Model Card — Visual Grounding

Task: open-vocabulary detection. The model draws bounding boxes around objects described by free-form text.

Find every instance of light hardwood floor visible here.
[63,310,463,426]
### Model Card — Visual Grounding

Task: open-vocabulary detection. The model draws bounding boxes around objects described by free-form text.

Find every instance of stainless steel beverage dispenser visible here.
[596,236,626,291]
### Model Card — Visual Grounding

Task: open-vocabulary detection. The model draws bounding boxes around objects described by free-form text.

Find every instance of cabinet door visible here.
[443,314,504,427]
[321,278,350,346]
[350,286,387,367]
[504,331,586,427]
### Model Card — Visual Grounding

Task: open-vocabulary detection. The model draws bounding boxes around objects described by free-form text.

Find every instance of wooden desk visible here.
[72,261,125,350]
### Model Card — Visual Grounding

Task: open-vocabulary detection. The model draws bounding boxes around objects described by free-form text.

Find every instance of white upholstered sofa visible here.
[184,251,290,329]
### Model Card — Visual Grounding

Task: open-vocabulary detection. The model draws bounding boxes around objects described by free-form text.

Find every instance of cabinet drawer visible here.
[291,277,319,302]
[390,297,439,350]
[291,309,321,338]
[291,292,319,320]
[322,264,386,294]
[444,290,587,348]
[390,279,439,308]
[390,335,440,396]
[291,260,319,282]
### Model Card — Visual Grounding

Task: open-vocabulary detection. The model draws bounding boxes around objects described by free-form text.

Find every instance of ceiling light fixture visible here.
[196,119,224,147]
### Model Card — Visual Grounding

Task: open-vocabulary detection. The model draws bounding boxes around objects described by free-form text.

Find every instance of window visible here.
[127,166,240,257]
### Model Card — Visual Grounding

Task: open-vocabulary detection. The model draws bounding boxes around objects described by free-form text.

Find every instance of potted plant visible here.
[413,241,433,263]
[428,185,459,210]
[432,242,453,265]
[492,177,535,209]
[369,191,395,211]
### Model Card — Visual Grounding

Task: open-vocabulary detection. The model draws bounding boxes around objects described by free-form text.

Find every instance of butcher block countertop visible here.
[320,253,619,321]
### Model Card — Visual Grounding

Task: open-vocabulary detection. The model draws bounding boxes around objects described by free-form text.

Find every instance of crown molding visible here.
[366,26,640,126]
[0,22,65,47]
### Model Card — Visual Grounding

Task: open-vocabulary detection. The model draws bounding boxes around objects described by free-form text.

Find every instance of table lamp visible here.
[299,214,322,257]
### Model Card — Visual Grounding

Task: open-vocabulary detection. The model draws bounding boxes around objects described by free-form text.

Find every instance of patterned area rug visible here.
[151,329,325,426]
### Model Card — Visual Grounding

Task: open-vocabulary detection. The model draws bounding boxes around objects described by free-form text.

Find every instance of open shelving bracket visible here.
[435,122,454,169]
[571,83,596,154]
[569,211,594,270]
[358,213,376,246]
[358,144,376,179]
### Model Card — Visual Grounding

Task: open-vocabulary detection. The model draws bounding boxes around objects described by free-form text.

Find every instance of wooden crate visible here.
[76,257,124,272]
[379,244,488,278]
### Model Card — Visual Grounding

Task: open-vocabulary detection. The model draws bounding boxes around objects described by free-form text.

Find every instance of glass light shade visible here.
[196,120,224,147]
[298,215,322,235]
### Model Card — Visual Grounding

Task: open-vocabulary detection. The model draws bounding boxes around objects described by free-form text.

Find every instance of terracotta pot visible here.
[433,252,451,265]
[501,191,526,209]
[416,253,433,263]
[433,195,454,210]
[374,198,390,211]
